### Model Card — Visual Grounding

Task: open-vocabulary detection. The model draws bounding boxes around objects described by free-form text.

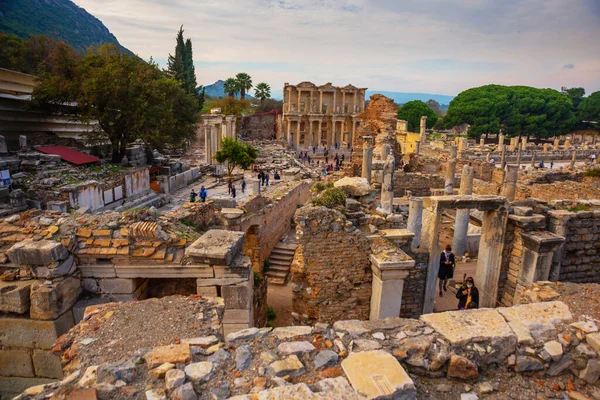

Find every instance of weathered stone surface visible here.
[351,339,382,352]
[146,389,167,400]
[447,355,478,380]
[586,332,600,354]
[32,349,63,379]
[184,362,214,384]
[542,340,563,362]
[181,336,219,348]
[165,368,185,391]
[207,349,231,364]
[228,377,359,400]
[209,383,230,400]
[8,240,68,265]
[579,359,600,384]
[277,341,316,355]
[151,362,174,378]
[96,360,136,384]
[272,326,313,339]
[266,355,305,377]
[334,177,371,196]
[30,276,82,320]
[0,310,74,349]
[314,350,339,370]
[222,284,250,309]
[332,320,368,336]
[0,348,34,377]
[144,344,191,368]
[498,301,572,339]
[235,345,252,371]
[226,327,261,342]
[185,230,246,266]
[341,350,415,400]
[171,382,197,400]
[514,356,543,372]
[571,320,598,334]
[0,280,31,314]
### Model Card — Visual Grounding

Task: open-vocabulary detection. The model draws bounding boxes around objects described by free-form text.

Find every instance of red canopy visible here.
[36,146,101,165]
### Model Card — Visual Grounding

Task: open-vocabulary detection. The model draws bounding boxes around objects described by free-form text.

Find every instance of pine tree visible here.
[183,38,197,94]
[167,26,185,83]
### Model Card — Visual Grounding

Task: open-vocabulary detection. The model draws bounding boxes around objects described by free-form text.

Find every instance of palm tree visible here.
[235,73,253,99]
[224,78,239,98]
[254,82,271,103]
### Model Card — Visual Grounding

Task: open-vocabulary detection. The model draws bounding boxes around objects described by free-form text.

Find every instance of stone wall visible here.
[241,111,279,141]
[521,178,600,201]
[291,206,372,325]
[399,251,427,318]
[393,173,445,197]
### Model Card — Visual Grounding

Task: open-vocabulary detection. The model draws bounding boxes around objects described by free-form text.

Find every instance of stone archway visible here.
[420,195,509,312]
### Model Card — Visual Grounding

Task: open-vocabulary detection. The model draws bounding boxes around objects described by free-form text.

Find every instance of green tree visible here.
[254,82,271,103]
[167,26,203,108]
[167,26,186,84]
[206,97,252,118]
[224,78,239,97]
[214,138,258,177]
[561,87,585,109]
[33,44,198,162]
[397,100,438,132]
[579,91,600,127]
[235,72,253,99]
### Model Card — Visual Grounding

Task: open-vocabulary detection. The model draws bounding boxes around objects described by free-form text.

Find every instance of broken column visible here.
[543,143,549,153]
[361,136,374,184]
[516,142,522,167]
[19,135,27,151]
[530,151,536,167]
[553,138,560,150]
[406,197,423,250]
[452,165,475,257]
[414,141,420,156]
[458,138,467,154]
[509,138,517,152]
[564,139,571,150]
[498,134,504,146]
[502,165,519,201]
[571,149,576,168]
[444,147,457,195]
[480,138,485,147]
[500,145,507,169]
[380,148,395,215]
[420,116,427,143]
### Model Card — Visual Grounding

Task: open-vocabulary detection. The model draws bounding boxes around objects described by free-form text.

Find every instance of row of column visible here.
[288,88,365,115]
[205,119,236,165]
[286,118,359,149]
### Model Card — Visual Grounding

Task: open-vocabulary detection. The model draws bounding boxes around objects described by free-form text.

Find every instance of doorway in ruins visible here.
[420,195,509,314]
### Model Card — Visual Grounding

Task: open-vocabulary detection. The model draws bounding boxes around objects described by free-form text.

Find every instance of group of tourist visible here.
[437,244,479,310]
[189,186,208,203]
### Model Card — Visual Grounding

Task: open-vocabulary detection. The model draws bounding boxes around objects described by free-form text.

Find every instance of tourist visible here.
[231,184,236,198]
[274,171,281,180]
[539,160,545,168]
[265,171,270,186]
[550,161,554,169]
[241,178,247,193]
[325,155,328,164]
[490,158,495,164]
[456,277,479,310]
[438,244,455,296]
[227,178,233,194]
[190,190,197,203]
[341,154,345,162]
[199,186,207,202]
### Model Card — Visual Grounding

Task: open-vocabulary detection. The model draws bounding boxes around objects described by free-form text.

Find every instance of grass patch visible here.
[584,168,600,178]
[311,187,346,209]
[312,181,334,192]
[567,204,592,212]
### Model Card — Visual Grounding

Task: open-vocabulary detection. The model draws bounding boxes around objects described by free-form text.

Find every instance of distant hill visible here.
[203,80,254,99]
[366,91,454,106]
[0,0,132,54]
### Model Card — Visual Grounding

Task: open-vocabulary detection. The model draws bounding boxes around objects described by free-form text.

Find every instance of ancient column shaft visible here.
[407,197,423,250]
[452,166,475,257]
[361,137,374,183]
[502,164,519,201]
[444,160,456,195]
[380,153,395,214]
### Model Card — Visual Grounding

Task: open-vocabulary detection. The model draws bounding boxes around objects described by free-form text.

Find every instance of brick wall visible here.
[393,173,445,197]
[558,211,600,283]
[241,111,278,141]
[291,206,372,325]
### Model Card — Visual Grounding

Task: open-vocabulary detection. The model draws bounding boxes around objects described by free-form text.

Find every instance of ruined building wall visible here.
[241,111,279,141]
[393,173,445,197]
[520,177,600,202]
[557,210,600,283]
[291,206,372,325]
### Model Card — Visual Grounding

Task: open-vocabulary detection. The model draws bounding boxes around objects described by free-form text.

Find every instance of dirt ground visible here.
[267,282,293,327]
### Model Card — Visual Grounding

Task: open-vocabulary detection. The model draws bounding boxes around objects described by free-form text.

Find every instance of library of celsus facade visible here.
[282,81,367,150]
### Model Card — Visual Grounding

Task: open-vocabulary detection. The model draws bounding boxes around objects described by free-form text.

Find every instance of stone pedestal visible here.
[369,254,414,320]
[406,198,423,250]
[361,136,374,184]
[452,166,474,257]
[248,178,261,195]
[502,165,519,202]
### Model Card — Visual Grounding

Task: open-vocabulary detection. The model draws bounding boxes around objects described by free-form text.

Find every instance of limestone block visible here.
[0,348,34,377]
[72,297,113,324]
[586,332,600,354]
[334,177,371,196]
[185,230,246,266]
[30,276,82,320]
[266,355,305,377]
[8,240,68,265]
[498,301,572,339]
[222,283,250,310]
[341,350,415,400]
[32,349,63,379]
[99,278,144,294]
[272,326,313,340]
[0,310,74,349]
[30,255,76,279]
[447,355,478,380]
[197,286,218,297]
[223,309,251,324]
[0,280,31,314]
[277,341,316,355]
[184,361,214,384]
[0,377,55,398]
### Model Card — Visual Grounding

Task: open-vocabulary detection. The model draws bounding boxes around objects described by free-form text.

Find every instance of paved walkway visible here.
[433,260,477,312]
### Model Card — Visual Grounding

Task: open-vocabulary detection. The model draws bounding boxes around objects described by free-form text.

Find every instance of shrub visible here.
[311,187,346,209]
[584,168,600,178]
[313,181,334,192]
[267,306,276,321]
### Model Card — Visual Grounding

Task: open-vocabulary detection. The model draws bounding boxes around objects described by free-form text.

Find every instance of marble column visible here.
[309,120,314,147]
[415,141,421,156]
[571,149,576,168]
[516,142,522,167]
[530,151,536,167]
[480,138,485,147]
[509,138,516,152]
[553,138,560,150]
[0,136,7,154]
[211,125,219,165]
[318,120,323,146]
[485,152,491,162]
[452,166,475,257]
[407,197,423,250]
[564,139,571,150]
[521,137,528,146]
[420,116,427,143]
[380,148,395,215]
[543,143,549,153]
[369,254,413,320]
[296,120,301,149]
[19,135,27,151]
[498,134,504,146]
[287,120,292,145]
[500,145,507,169]
[205,125,212,164]
[502,164,519,201]
[361,136,374,184]
[319,91,323,113]
[449,146,458,160]
[444,146,457,195]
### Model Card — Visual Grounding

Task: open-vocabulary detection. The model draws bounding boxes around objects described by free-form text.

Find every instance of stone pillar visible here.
[381,143,390,160]
[248,178,261,195]
[444,159,456,195]
[0,136,7,154]
[509,138,516,152]
[361,136,374,183]
[530,151,535,167]
[296,120,301,149]
[458,138,467,153]
[480,138,485,147]
[420,116,427,143]
[309,120,314,147]
[407,197,423,250]
[414,141,420,156]
[287,119,292,145]
[516,142,522,167]
[485,152,491,162]
[502,165,519,201]
[553,138,560,150]
[474,206,508,308]
[380,153,395,215]
[500,145,507,169]
[564,139,570,150]
[211,125,219,165]
[571,149,576,168]
[333,91,337,114]
[319,91,323,113]
[543,143,549,153]
[498,134,504,146]
[547,211,571,281]
[318,120,323,145]
[521,137,527,146]
[452,166,474,257]
[19,135,27,151]
[449,146,458,160]
[205,125,212,164]
[369,253,414,320]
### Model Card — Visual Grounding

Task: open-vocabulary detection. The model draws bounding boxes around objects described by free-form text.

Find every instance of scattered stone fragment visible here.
[277,341,316,355]
[571,321,599,334]
[152,362,174,378]
[209,383,230,400]
[184,362,214,384]
[478,382,494,394]
[236,345,252,370]
[144,344,191,368]
[314,350,339,370]
[271,326,313,339]
[461,393,479,400]
[447,355,479,380]
[165,368,186,391]
[579,359,600,384]
[586,333,600,354]
[208,348,232,364]
[145,389,167,400]
[352,339,383,352]
[266,355,305,377]
[543,340,564,362]
[515,356,544,372]
[260,350,278,363]
[171,382,197,400]
[226,327,261,342]
[333,320,368,336]
[181,335,219,348]
[372,332,385,340]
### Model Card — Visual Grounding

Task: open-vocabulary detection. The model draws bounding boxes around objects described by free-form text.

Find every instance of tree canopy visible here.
[214,138,258,176]
[444,85,575,139]
[167,26,204,110]
[254,82,271,103]
[397,100,438,132]
[236,73,253,99]
[578,91,600,128]
[224,78,239,98]
[33,44,199,162]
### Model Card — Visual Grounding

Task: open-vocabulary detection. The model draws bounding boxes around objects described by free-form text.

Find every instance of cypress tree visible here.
[183,38,197,95]
[167,26,185,83]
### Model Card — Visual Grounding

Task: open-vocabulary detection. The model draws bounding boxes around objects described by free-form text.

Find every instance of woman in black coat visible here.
[456,276,479,309]
[438,245,455,296]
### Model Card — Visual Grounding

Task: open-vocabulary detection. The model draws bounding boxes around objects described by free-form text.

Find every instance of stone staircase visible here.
[265,242,298,285]
[112,192,170,213]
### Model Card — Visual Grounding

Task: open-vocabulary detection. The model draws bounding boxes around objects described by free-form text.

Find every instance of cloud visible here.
[73,0,600,95]
[563,64,575,69]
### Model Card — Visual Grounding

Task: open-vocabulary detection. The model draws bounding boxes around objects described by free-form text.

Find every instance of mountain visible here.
[202,80,254,99]
[366,91,454,106]
[0,0,131,54]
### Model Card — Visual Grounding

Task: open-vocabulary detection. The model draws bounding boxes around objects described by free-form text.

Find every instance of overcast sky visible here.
[73,0,600,97]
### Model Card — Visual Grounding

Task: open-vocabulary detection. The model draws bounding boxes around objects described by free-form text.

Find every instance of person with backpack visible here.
[199,186,207,202]
[190,190,197,203]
